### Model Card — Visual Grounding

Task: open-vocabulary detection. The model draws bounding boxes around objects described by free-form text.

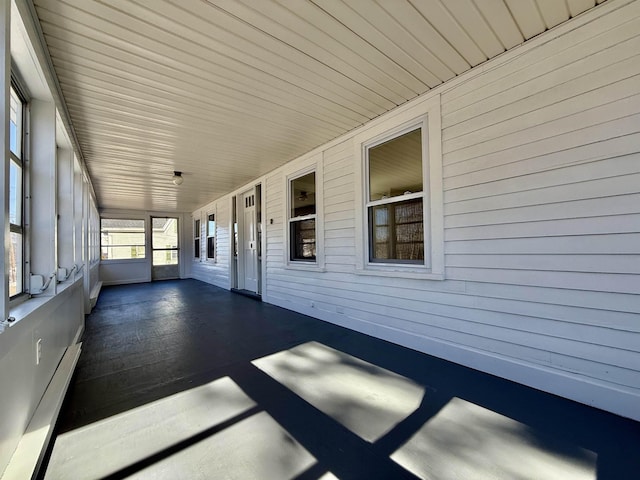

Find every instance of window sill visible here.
[285,263,326,273]
[100,258,147,265]
[7,296,50,328]
[355,267,444,281]
[4,278,83,332]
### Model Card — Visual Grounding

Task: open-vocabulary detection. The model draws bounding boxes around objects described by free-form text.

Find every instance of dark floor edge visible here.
[230,288,262,301]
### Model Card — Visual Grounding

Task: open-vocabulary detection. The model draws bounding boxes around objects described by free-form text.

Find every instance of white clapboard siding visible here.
[444,133,640,190]
[194,2,640,421]
[445,233,640,255]
[190,200,231,290]
[446,173,640,215]
[442,3,640,114]
[446,193,640,228]
[443,21,640,129]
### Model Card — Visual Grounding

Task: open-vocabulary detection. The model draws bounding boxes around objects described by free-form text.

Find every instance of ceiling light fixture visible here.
[172,171,184,185]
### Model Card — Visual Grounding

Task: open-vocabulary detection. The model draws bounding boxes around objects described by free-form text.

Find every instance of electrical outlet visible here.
[36,339,42,365]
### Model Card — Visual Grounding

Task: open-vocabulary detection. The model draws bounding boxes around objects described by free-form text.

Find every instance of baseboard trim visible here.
[89,281,103,309]
[1,343,82,480]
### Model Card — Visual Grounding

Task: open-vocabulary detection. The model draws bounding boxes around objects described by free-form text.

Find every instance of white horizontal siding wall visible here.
[259,0,640,421]
[191,199,231,290]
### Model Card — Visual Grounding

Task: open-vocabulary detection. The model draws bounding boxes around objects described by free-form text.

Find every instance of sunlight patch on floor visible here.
[44,377,260,479]
[391,397,597,480]
[252,341,425,442]
[129,411,318,479]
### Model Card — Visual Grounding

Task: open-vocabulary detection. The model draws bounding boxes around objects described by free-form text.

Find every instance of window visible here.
[152,217,179,266]
[206,213,216,260]
[355,98,444,278]
[194,218,201,259]
[289,171,316,262]
[367,128,424,264]
[9,85,26,297]
[100,219,146,260]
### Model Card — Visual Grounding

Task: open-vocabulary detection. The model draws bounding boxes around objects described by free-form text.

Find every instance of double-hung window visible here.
[288,171,317,262]
[206,213,216,261]
[9,85,26,297]
[194,218,201,259]
[356,98,444,279]
[367,128,424,264]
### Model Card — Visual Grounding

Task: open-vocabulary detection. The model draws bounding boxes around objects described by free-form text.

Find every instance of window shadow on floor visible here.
[39,280,640,480]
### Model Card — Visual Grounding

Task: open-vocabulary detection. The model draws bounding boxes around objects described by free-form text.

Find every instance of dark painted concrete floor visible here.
[42,279,639,479]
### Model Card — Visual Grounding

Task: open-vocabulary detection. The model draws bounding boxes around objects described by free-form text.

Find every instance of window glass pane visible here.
[153,249,178,266]
[233,223,238,257]
[9,232,23,296]
[207,214,215,236]
[290,218,316,261]
[291,172,316,218]
[100,219,146,260]
[370,198,423,263]
[194,239,200,258]
[101,246,146,260]
[195,219,200,237]
[369,128,422,201]
[10,88,21,157]
[152,217,178,249]
[9,159,22,225]
[207,237,215,259]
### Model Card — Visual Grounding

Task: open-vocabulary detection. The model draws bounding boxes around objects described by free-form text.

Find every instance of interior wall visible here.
[191,198,232,290]
[99,210,192,286]
[190,1,640,421]
[0,1,101,473]
[0,282,85,474]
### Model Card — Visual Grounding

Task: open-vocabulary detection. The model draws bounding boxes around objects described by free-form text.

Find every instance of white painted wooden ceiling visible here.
[32,0,606,212]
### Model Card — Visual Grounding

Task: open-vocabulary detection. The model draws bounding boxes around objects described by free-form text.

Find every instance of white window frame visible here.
[194,216,201,261]
[284,153,324,271]
[99,217,147,263]
[354,94,444,280]
[205,209,216,263]
[9,82,27,300]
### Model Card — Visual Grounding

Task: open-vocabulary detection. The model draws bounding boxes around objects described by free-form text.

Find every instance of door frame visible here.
[233,183,263,295]
[150,215,180,281]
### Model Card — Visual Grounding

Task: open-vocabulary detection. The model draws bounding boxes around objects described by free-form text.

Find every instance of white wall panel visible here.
[189,2,640,421]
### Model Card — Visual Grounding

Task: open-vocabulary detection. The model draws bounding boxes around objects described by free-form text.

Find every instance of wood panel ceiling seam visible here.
[307,0,433,91]
[408,0,487,67]
[202,0,414,104]
[38,27,371,131]
[124,0,395,115]
[471,0,525,50]
[37,0,390,119]
[50,56,359,134]
[46,41,369,130]
[40,25,381,122]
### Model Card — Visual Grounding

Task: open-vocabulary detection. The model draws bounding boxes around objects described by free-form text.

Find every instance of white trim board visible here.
[1,342,82,480]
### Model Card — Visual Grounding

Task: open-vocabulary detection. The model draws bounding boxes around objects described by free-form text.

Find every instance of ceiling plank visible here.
[473,0,525,50]
[536,0,570,28]
[504,0,547,39]
[442,0,505,58]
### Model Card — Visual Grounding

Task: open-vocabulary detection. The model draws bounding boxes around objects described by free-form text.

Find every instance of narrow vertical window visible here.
[366,127,425,264]
[9,86,25,297]
[194,218,201,259]
[206,213,216,260]
[289,171,316,262]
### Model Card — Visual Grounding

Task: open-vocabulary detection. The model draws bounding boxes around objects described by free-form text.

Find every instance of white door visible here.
[242,190,258,293]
